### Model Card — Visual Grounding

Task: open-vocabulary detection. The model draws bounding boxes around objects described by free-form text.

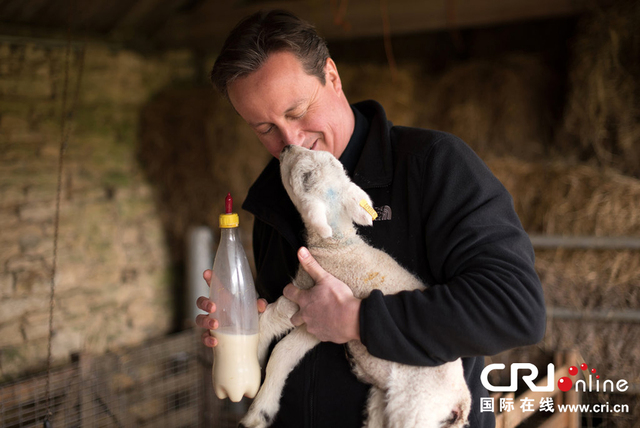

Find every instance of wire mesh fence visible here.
[0,328,247,428]
[5,328,637,428]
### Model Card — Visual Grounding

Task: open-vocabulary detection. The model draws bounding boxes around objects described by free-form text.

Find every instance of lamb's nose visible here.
[280,145,293,157]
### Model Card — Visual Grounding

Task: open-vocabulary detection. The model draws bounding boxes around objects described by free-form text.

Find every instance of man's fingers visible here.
[196,313,218,330]
[283,284,305,327]
[282,283,300,303]
[203,269,212,287]
[258,298,268,313]
[201,330,217,348]
[297,247,328,283]
[197,296,215,313]
[290,311,304,327]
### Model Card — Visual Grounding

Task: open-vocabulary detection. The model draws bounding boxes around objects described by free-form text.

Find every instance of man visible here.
[196,9,546,428]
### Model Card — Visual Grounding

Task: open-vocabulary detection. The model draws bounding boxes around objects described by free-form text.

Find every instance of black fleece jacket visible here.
[242,100,546,428]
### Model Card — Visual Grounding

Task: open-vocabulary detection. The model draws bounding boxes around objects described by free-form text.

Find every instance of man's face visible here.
[227,51,352,159]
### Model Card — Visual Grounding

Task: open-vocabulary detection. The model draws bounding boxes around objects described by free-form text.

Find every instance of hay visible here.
[339,62,423,128]
[137,87,271,267]
[339,53,561,162]
[486,157,640,236]
[543,318,640,381]
[416,53,559,161]
[540,316,640,428]
[501,321,640,428]
[535,248,640,310]
[560,0,640,177]
[486,156,640,425]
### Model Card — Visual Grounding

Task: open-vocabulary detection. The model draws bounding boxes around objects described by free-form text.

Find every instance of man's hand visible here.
[283,247,361,344]
[196,269,267,348]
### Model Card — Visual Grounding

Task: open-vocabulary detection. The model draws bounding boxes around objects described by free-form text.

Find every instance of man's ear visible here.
[325,58,343,94]
[301,198,333,238]
[345,183,375,227]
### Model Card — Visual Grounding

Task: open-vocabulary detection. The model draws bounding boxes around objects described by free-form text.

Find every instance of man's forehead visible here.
[227,50,326,126]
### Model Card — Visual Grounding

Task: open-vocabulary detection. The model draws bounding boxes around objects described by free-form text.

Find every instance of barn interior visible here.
[1,0,639,427]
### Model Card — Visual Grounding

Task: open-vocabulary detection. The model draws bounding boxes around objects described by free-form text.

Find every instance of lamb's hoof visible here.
[239,410,272,428]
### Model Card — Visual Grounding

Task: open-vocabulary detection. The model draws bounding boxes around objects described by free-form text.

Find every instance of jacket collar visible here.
[242,100,394,247]
[351,100,394,189]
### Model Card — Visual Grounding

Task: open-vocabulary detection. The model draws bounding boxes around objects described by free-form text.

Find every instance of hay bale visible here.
[541,315,640,428]
[506,320,640,428]
[487,156,640,426]
[338,54,560,162]
[535,248,640,310]
[486,157,640,236]
[560,0,640,177]
[339,62,423,128]
[137,87,271,268]
[416,54,558,161]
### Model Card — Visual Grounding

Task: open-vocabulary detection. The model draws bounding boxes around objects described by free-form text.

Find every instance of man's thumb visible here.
[298,247,327,282]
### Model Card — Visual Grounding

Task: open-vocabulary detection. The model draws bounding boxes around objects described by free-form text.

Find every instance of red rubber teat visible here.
[225,193,233,214]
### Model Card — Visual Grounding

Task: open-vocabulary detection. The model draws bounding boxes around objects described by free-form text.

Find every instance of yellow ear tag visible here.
[359,200,378,220]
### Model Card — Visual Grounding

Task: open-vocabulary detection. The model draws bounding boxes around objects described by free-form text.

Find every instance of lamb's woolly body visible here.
[240,146,471,428]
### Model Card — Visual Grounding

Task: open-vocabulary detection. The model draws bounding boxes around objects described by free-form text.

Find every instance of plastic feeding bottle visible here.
[209,193,261,402]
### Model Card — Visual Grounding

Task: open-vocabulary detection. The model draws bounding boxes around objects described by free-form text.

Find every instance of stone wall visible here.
[0,40,196,382]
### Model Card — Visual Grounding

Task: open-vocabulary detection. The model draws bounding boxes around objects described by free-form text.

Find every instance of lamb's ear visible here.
[345,182,376,226]
[301,198,333,238]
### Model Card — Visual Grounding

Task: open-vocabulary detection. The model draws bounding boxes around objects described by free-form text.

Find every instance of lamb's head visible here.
[279,145,376,240]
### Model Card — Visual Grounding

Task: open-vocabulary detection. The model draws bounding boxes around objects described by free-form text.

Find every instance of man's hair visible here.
[210,10,330,100]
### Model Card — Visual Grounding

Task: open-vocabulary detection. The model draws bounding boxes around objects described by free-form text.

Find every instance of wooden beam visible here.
[530,234,640,249]
[109,0,195,37]
[548,307,640,323]
[154,0,587,49]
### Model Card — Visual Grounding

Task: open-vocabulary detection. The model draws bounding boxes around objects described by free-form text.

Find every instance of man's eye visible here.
[258,126,273,135]
[289,111,306,120]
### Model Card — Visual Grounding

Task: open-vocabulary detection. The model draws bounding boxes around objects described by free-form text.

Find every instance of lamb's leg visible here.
[240,325,320,428]
[384,363,470,428]
[382,366,435,428]
[257,296,299,365]
[363,386,386,428]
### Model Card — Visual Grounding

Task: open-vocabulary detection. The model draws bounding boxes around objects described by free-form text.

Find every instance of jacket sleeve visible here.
[359,136,546,366]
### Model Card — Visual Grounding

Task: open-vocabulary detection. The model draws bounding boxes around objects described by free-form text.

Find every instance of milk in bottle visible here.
[209,193,261,402]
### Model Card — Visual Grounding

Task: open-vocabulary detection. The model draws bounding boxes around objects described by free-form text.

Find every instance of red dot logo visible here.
[581,363,588,371]
[591,368,597,374]
[568,366,578,376]
[558,377,573,392]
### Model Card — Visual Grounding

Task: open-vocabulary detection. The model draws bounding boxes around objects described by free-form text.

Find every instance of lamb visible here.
[240,145,471,428]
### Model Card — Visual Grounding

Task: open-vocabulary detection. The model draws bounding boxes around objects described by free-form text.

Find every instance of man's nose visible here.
[281,125,304,147]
